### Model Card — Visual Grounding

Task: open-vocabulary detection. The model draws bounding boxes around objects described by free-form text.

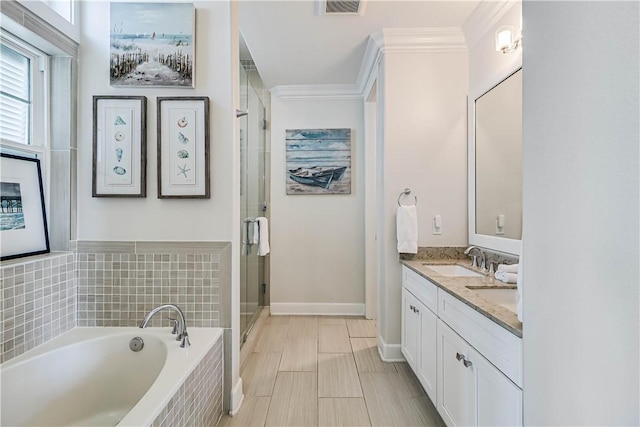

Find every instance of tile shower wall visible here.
[74,241,231,329]
[0,253,76,363]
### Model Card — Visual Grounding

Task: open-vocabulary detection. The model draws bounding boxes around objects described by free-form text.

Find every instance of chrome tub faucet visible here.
[140,304,191,348]
[464,245,486,271]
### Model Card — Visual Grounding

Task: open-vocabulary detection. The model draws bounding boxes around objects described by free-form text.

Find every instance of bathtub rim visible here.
[1,326,224,427]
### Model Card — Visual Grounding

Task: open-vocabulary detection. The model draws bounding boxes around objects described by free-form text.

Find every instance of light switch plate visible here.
[433,215,442,235]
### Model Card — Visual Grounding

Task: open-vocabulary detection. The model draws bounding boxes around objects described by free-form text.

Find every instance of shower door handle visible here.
[242,218,255,245]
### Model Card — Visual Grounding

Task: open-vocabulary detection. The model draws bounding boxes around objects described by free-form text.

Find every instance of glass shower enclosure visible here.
[239,63,266,343]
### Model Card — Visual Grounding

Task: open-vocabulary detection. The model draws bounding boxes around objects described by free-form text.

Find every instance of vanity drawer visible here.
[438,290,522,387]
[403,266,438,314]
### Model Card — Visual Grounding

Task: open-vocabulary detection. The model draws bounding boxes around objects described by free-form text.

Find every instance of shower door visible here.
[239,64,266,343]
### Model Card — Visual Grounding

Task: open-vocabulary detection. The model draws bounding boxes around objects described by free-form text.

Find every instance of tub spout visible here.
[140,304,189,346]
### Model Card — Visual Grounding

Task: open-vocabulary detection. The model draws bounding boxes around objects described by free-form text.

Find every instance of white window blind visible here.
[0,44,31,145]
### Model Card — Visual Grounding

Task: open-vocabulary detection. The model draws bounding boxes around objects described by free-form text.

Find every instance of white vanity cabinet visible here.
[436,319,475,426]
[437,320,523,427]
[401,265,523,427]
[401,268,438,402]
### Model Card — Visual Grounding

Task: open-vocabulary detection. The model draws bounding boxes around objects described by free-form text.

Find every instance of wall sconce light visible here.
[496,25,521,54]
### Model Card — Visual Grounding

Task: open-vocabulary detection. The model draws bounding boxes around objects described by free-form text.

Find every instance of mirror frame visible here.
[468,63,522,255]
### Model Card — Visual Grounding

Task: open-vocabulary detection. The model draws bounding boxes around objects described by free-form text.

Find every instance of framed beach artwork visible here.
[285,128,352,195]
[110,3,195,87]
[0,153,50,261]
[157,97,210,199]
[92,96,147,197]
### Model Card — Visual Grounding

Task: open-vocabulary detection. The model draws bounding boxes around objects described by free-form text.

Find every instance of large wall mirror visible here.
[468,68,522,255]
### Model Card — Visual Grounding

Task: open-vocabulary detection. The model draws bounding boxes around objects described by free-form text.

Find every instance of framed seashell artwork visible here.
[92,96,147,197]
[157,96,210,198]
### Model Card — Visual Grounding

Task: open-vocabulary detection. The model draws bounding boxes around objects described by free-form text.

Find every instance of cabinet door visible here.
[470,347,522,427]
[401,288,419,370]
[437,320,475,427]
[416,300,437,403]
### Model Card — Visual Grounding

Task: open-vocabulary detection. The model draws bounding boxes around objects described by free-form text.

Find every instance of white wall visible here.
[78,1,236,242]
[77,0,243,413]
[466,1,522,94]
[270,96,365,313]
[378,50,468,350]
[523,1,639,424]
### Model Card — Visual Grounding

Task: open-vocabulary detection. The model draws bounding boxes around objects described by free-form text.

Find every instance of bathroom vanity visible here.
[397,61,526,426]
[401,260,522,427]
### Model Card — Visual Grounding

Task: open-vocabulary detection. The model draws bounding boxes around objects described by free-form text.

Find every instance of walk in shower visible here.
[239,60,267,342]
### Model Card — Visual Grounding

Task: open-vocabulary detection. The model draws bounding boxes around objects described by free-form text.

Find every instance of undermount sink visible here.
[467,287,518,313]
[423,264,484,277]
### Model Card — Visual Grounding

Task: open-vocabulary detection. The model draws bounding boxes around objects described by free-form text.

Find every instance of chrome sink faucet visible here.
[464,246,486,271]
[140,304,191,348]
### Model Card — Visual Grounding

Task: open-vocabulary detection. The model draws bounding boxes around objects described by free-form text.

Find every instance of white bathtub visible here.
[0,327,223,427]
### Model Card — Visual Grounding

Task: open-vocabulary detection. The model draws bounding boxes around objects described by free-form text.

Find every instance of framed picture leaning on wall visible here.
[0,153,50,261]
[92,96,147,197]
[157,96,210,199]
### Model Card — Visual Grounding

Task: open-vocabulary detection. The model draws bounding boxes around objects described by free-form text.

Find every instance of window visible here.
[0,43,31,145]
[1,33,49,223]
[42,0,74,25]
[1,7,74,254]
[0,33,47,150]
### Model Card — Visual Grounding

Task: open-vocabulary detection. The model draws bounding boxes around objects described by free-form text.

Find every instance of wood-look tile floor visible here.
[219,310,445,427]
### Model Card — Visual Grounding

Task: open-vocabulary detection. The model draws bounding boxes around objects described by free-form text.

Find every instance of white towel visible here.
[516,240,523,322]
[494,271,517,283]
[396,205,418,254]
[497,263,519,273]
[255,217,270,256]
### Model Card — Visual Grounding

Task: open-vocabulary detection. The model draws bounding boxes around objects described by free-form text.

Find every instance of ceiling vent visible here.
[317,0,366,16]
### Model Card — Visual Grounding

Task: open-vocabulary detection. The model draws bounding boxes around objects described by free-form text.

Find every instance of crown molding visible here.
[356,34,384,97]
[377,28,467,53]
[272,27,467,101]
[356,27,467,95]
[462,0,519,50]
[270,84,361,100]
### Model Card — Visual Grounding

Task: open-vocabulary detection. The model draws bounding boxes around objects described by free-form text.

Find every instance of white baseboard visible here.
[229,377,244,416]
[269,302,365,316]
[377,335,405,362]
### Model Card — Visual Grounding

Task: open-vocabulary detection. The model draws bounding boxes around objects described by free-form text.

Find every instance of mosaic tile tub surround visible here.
[74,241,231,329]
[1,241,231,363]
[151,334,224,427]
[0,253,76,363]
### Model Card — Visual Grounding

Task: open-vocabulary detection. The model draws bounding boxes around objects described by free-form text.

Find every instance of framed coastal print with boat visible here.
[0,153,50,261]
[157,97,210,198]
[110,3,195,87]
[285,128,351,195]
[92,96,147,197]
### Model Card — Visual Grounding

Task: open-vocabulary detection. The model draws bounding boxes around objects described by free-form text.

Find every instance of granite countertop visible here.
[401,259,523,338]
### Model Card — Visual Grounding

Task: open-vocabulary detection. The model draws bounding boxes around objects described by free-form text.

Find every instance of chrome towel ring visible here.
[397,188,417,207]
